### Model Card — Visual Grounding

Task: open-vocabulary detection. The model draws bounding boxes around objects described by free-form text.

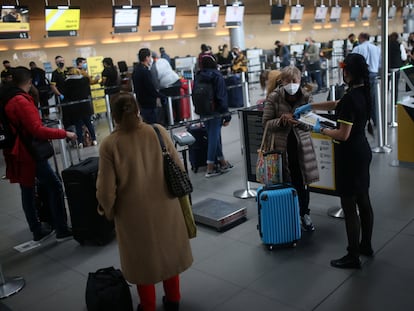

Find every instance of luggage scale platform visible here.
[192,198,247,232]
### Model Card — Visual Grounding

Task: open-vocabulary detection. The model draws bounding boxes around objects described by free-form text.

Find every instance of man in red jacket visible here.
[1,66,77,242]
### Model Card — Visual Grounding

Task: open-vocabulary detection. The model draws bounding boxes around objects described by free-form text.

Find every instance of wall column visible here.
[229,23,246,50]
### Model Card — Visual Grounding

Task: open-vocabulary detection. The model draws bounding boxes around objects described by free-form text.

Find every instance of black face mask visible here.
[57,62,64,68]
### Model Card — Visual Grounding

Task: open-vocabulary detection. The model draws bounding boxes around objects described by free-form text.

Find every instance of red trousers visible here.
[136,275,180,311]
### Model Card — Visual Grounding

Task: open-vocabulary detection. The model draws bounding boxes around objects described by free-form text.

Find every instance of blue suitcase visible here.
[256,151,301,250]
[257,184,301,250]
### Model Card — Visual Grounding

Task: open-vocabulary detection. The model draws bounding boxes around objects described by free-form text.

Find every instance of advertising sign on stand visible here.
[87,56,106,114]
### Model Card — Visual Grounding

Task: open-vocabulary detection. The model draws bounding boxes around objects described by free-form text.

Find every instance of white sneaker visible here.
[92,140,98,146]
[78,143,83,149]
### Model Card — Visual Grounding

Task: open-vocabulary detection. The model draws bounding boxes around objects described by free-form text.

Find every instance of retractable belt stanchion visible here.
[241,72,250,108]
[389,69,398,128]
[0,263,25,299]
[372,78,392,153]
[187,80,196,121]
[167,97,174,126]
[233,109,256,199]
[104,94,114,133]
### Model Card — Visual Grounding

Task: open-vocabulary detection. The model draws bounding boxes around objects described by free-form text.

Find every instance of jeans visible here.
[74,116,96,145]
[204,117,224,164]
[20,160,68,235]
[307,62,323,91]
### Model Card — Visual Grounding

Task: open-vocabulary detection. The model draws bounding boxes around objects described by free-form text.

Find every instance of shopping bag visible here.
[178,195,197,239]
[255,123,282,184]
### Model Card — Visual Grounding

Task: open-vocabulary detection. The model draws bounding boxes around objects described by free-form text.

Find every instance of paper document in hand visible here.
[299,112,337,129]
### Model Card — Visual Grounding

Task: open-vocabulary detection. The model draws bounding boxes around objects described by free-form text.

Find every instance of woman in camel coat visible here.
[96,92,193,311]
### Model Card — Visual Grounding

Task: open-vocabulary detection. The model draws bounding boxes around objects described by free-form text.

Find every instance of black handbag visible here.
[85,267,133,311]
[153,125,193,198]
[29,139,54,161]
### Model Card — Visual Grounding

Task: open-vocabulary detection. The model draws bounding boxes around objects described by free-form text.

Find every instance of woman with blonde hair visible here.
[262,66,319,231]
[96,92,193,311]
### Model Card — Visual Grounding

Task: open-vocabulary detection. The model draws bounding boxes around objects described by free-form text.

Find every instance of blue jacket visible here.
[195,68,231,122]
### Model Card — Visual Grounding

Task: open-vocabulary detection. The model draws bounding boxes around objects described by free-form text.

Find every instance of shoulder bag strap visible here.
[152,125,168,154]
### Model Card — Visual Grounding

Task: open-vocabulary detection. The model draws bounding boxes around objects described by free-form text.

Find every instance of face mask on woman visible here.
[82,63,88,70]
[284,83,300,95]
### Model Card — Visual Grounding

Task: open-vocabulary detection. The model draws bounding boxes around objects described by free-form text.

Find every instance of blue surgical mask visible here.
[82,63,87,70]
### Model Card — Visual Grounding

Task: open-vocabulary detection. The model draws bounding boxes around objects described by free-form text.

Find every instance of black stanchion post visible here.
[0,264,25,299]
[233,109,257,199]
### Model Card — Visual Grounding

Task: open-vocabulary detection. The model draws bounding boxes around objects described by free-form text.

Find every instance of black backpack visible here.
[192,80,215,115]
[85,267,133,311]
[0,100,16,150]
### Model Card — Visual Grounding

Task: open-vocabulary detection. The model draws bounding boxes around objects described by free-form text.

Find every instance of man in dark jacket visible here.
[132,48,164,124]
[29,61,50,118]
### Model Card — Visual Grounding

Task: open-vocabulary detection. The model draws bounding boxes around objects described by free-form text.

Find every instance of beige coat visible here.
[96,122,193,285]
[262,86,319,185]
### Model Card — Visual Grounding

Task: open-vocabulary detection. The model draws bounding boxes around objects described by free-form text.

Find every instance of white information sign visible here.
[310,133,336,191]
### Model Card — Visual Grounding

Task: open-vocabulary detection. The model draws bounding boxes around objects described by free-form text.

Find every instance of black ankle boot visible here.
[359,244,374,257]
[330,254,361,269]
[162,296,179,311]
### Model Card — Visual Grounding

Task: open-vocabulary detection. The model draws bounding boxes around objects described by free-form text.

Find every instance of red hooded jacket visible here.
[3,90,66,186]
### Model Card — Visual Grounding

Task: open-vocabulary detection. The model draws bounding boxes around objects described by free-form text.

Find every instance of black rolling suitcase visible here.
[62,157,114,245]
[187,123,208,172]
[225,75,244,108]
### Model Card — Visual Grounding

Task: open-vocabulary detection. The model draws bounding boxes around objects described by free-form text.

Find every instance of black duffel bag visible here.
[85,267,133,311]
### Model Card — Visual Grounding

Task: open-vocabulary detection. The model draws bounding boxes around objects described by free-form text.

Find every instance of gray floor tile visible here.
[248,258,351,310]
[314,261,414,311]
[213,289,301,311]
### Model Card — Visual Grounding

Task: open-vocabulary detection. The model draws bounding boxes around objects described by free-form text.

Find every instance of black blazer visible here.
[132,63,161,109]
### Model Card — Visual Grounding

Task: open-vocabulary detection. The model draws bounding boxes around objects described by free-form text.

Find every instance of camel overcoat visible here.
[96,122,193,284]
[262,86,319,185]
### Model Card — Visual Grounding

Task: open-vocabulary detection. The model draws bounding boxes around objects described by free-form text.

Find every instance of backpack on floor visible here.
[85,267,133,311]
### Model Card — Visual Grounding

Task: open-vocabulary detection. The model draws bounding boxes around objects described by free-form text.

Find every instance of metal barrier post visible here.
[233,109,256,199]
[372,78,392,153]
[187,80,195,121]
[389,69,398,128]
[241,72,250,108]
[105,94,114,133]
[167,97,174,126]
[56,119,70,169]
[0,264,25,299]
[325,59,330,90]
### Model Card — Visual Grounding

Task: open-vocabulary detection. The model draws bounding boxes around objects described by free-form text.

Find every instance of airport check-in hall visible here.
[1,0,414,310]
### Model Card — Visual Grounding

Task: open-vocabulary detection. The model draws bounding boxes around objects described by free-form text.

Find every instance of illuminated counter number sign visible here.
[0,31,29,39]
[47,30,77,37]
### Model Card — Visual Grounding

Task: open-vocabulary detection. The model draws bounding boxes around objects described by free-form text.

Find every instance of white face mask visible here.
[284,83,300,95]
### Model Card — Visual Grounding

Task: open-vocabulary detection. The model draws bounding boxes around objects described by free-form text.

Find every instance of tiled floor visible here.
[1,88,414,311]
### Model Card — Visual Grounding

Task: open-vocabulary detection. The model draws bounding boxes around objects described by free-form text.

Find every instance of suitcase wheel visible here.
[267,245,273,251]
